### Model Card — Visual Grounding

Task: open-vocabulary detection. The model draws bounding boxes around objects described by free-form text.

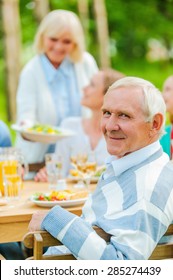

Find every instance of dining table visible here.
[0,180,94,243]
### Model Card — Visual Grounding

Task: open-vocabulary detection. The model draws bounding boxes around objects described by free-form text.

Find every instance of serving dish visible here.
[11,124,75,144]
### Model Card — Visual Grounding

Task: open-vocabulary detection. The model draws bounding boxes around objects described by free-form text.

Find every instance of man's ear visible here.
[151,113,164,133]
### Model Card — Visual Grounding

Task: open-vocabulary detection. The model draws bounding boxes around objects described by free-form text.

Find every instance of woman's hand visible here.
[34,167,48,182]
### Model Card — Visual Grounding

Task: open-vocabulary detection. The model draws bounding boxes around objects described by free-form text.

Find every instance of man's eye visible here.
[103,111,111,116]
[119,113,130,119]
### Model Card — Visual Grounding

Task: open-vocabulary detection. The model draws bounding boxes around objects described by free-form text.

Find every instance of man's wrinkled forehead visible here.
[101,86,146,116]
[104,85,144,102]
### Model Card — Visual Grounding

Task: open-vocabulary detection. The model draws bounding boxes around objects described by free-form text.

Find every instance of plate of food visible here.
[67,174,99,183]
[67,165,106,183]
[30,189,88,207]
[11,123,75,143]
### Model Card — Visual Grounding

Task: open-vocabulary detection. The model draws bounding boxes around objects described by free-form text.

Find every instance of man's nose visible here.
[105,115,120,131]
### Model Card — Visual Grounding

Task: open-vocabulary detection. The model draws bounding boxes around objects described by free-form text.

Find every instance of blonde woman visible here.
[15,10,98,167]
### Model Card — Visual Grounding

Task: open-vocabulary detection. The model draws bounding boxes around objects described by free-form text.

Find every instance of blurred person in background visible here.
[160,75,173,158]
[34,69,125,181]
[15,9,98,172]
[0,121,12,147]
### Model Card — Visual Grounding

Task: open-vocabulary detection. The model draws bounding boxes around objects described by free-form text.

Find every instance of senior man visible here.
[29,77,173,260]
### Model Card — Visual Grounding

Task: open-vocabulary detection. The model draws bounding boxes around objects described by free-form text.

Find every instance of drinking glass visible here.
[3,162,22,200]
[70,149,88,188]
[78,151,97,192]
[71,151,97,192]
[70,149,88,167]
[45,153,63,190]
[0,147,28,196]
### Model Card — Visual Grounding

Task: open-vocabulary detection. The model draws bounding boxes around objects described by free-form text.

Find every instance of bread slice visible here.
[69,190,88,200]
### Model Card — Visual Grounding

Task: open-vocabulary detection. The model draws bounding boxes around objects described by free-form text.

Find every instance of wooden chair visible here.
[23,226,110,260]
[23,224,173,260]
[149,224,173,260]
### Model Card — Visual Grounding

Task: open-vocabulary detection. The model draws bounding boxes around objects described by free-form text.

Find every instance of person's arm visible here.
[29,198,170,260]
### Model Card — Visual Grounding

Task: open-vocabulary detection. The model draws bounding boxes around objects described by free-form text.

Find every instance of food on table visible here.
[27,124,61,134]
[69,169,79,177]
[69,165,106,178]
[94,166,106,177]
[33,189,88,201]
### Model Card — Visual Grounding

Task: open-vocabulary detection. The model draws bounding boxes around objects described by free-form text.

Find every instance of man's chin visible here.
[107,148,122,157]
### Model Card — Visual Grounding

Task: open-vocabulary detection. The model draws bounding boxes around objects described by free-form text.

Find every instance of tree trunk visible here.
[1,0,21,121]
[93,0,111,68]
[34,0,50,23]
[77,0,90,48]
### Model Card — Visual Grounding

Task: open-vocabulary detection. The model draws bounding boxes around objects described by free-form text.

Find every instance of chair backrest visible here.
[149,223,173,260]
[23,226,111,260]
[23,224,173,260]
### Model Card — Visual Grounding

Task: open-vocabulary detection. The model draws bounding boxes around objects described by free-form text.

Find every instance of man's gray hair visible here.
[107,76,166,137]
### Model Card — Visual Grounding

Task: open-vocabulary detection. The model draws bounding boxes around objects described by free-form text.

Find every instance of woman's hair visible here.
[107,76,166,137]
[102,69,125,94]
[34,10,85,62]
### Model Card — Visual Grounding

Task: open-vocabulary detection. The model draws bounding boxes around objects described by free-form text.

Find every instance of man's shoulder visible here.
[151,155,173,187]
[165,160,173,172]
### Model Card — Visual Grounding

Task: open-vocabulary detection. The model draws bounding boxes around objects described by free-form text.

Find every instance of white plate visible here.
[11,124,75,144]
[30,196,87,208]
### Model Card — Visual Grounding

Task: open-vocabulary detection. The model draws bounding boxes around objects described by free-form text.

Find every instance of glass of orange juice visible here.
[0,147,27,196]
[0,160,18,196]
[2,162,22,200]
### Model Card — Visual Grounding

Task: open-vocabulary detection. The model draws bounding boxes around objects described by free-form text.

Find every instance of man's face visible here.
[101,86,155,157]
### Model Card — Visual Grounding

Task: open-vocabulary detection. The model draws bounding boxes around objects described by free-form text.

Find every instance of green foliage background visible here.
[0,0,173,134]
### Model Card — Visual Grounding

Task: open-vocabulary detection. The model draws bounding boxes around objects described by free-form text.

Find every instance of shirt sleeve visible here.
[41,196,170,260]
[41,205,111,260]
